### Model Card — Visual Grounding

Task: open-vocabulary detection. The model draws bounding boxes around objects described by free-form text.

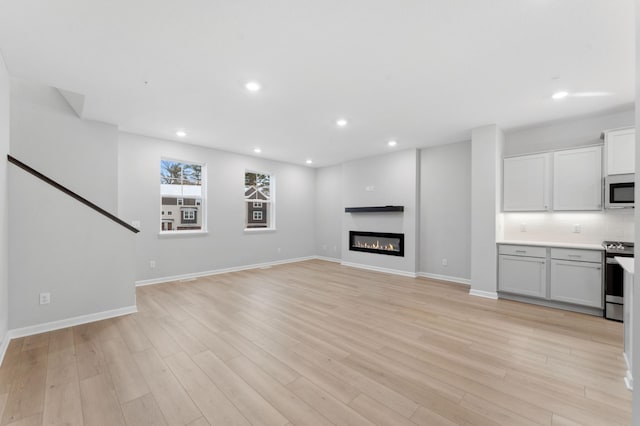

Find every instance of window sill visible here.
[158,230,208,238]
[244,228,277,234]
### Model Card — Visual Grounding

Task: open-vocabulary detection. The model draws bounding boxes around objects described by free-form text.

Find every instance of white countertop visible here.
[497,240,604,251]
[616,256,635,274]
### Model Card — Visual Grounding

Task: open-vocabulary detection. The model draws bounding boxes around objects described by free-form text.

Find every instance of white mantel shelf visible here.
[497,240,604,251]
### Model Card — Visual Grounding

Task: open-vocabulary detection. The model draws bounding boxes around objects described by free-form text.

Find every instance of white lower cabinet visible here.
[498,244,604,312]
[498,254,547,298]
[549,260,603,308]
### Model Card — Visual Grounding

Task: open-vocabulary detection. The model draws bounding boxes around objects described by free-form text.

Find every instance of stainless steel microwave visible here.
[605,174,634,208]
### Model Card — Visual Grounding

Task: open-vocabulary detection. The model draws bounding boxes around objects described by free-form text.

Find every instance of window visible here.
[244,171,274,229]
[160,159,205,232]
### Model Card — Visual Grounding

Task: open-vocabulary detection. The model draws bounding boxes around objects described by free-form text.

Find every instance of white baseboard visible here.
[624,352,633,391]
[340,261,417,278]
[135,256,318,287]
[7,305,138,340]
[469,289,499,299]
[314,256,341,263]
[418,272,470,286]
[0,332,9,367]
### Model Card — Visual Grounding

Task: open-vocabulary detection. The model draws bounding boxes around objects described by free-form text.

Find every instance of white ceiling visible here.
[0,0,634,167]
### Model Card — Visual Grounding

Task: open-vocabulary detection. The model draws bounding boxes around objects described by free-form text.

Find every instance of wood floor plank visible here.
[43,330,83,426]
[121,393,168,426]
[79,373,125,426]
[164,352,249,426]
[227,356,333,426]
[1,347,48,425]
[100,338,150,403]
[192,351,289,426]
[348,394,417,426]
[132,349,201,426]
[287,377,374,426]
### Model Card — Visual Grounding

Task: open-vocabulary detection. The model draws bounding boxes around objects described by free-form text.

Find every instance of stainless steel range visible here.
[602,241,634,322]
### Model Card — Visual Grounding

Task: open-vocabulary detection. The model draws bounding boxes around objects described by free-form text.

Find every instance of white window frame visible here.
[244,170,275,232]
[182,210,196,221]
[253,211,263,221]
[159,158,207,236]
[253,201,262,208]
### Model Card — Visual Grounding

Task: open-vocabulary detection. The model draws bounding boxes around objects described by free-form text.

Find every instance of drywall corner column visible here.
[470,124,504,298]
[632,0,640,421]
[0,52,9,353]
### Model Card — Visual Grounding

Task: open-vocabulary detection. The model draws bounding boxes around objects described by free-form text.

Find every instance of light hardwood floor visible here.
[0,260,631,425]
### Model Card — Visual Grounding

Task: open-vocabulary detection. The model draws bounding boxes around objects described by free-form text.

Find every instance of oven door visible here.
[605,257,624,303]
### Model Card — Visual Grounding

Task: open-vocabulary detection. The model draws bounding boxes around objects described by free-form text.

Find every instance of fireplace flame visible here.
[353,240,398,252]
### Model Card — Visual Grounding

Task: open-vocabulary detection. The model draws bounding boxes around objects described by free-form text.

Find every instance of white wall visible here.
[315,164,342,260]
[470,125,504,297]
[504,210,634,244]
[10,79,118,211]
[8,80,136,330]
[504,107,634,157]
[341,149,419,275]
[420,141,471,281]
[0,53,10,348]
[8,168,136,329]
[118,132,317,282]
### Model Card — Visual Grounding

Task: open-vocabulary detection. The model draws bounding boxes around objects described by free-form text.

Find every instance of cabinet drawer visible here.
[550,248,602,263]
[498,245,546,258]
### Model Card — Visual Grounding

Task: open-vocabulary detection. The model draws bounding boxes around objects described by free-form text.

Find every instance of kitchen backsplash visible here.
[503,209,634,244]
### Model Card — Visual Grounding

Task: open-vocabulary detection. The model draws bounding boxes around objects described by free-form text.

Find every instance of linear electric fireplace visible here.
[349,231,404,257]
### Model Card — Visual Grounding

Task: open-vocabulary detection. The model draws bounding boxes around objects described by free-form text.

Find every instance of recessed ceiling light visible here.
[388,140,397,147]
[176,131,187,137]
[336,118,348,127]
[306,159,313,164]
[253,148,261,153]
[552,91,569,100]
[245,81,261,92]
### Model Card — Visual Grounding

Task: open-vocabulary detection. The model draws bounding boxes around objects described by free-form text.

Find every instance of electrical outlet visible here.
[149,260,156,269]
[520,223,527,232]
[573,224,582,233]
[442,258,448,267]
[277,247,282,254]
[131,220,141,228]
[39,292,50,305]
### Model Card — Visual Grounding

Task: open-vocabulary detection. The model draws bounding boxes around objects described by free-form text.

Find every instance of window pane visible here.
[245,171,272,229]
[161,160,205,232]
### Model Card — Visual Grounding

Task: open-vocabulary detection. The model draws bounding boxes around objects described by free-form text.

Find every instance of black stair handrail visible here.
[7,155,139,234]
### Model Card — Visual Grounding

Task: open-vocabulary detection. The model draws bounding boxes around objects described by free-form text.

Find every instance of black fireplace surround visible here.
[349,231,405,257]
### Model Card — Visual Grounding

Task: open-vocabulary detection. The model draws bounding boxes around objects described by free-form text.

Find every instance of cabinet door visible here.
[553,146,602,211]
[498,255,547,298]
[503,153,550,211]
[549,260,603,308]
[606,128,635,175]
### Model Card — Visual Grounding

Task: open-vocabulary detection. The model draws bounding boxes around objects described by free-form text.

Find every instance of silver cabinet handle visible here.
[568,254,582,258]
[515,250,526,253]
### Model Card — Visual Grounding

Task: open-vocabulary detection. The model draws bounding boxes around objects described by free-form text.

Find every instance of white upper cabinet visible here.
[553,146,602,211]
[503,153,550,211]
[605,127,635,176]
